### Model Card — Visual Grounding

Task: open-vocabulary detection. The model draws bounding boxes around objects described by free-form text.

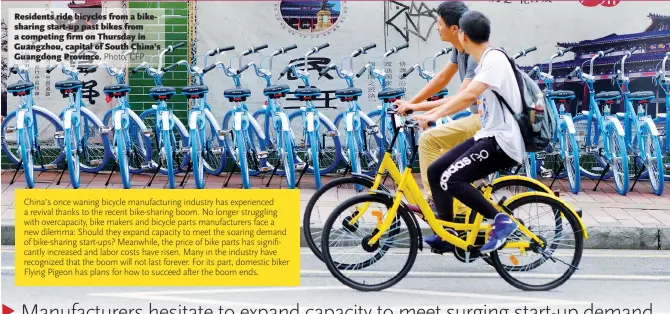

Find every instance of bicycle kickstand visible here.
[549,160,565,189]
[180,161,192,187]
[295,162,309,188]
[105,160,118,186]
[592,163,611,192]
[56,160,67,185]
[341,163,351,178]
[630,156,645,192]
[9,160,23,185]
[146,132,163,187]
[265,157,282,188]
[223,162,238,188]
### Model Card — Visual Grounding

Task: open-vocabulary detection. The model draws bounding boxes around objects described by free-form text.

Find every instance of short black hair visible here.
[459,11,490,44]
[437,1,469,27]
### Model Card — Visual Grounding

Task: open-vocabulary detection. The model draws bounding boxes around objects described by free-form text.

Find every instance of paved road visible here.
[2,247,670,313]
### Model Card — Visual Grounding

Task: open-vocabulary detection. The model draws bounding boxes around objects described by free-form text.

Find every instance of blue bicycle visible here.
[528,46,582,194]
[652,52,670,181]
[280,43,343,189]
[163,45,237,188]
[613,47,664,195]
[244,44,303,188]
[358,43,411,171]
[3,64,65,188]
[216,44,271,189]
[46,53,111,188]
[90,50,154,189]
[568,48,629,195]
[324,43,385,178]
[133,42,188,189]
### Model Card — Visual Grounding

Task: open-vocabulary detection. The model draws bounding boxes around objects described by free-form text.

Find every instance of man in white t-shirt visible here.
[413,10,526,254]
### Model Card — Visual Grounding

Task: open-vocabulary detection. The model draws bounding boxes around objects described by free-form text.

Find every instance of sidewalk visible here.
[2,170,670,249]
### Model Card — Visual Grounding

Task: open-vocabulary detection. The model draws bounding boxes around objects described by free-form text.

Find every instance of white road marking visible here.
[300,270,670,281]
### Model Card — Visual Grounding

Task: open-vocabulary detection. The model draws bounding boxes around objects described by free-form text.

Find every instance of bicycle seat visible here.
[594,91,621,101]
[7,81,35,96]
[378,88,405,102]
[335,87,362,101]
[149,86,176,101]
[629,91,655,101]
[294,87,321,100]
[103,84,131,98]
[224,88,251,102]
[549,90,575,99]
[182,85,209,99]
[427,87,449,101]
[55,80,82,95]
[263,84,290,98]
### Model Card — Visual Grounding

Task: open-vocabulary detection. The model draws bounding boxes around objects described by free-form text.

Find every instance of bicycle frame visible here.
[654,52,670,152]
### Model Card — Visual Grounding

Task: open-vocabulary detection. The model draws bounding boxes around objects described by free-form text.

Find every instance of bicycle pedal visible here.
[297,142,306,148]
[296,162,307,170]
[90,159,103,166]
[53,131,64,140]
[212,147,225,155]
[258,151,268,159]
[430,248,446,255]
[260,166,272,172]
[591,166,604,171]
[142,130,153,137]
[141,163,154,170]
[5,127,16,133]
[100,127,112,134]
[326,131,338,138]
[218,129,232,136]
[44,164,58,170]
[366,125,379,133]
[180,148,191,154]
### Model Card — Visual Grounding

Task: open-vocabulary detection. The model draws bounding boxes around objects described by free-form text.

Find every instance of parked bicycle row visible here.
[2,42,669,195]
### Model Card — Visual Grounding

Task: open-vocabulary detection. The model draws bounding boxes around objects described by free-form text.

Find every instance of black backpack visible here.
[487,48,556,153]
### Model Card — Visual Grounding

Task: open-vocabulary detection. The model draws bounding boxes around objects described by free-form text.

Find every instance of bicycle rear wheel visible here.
[607,124,629,195]
[64,127,81,188]
[559,128,581,194]
[115,129,130,189]
[321,193,418,292]
[18,127,35,188]
[489,193,584,291]
[190,128,205,189]
[640,128,664,195]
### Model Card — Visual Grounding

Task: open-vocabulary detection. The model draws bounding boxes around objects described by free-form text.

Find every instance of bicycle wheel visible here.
[115,129,130,189]
[102,109,153,174]
[281,130,296,188]
[2,108,65,171]
[346,131,362,179]
[17,127,35,188]
[59,108,111,173]
[234,129,251,189]
[288,110,342,176]
[321,193,419,292]
[639,127,664,196]
[309,130,322,189]
[607,124,629,195]
[489,193,584,291]
[64,127,81,188]
[190,128,205,189]
[559,128,581,194]
[161,129,176,189]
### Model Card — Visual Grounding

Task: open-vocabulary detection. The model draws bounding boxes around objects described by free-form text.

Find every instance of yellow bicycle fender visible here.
[493,175,553,194]
[502,191,589,239]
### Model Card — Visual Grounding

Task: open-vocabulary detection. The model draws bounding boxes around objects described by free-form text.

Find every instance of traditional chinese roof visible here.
[282,11,340,18]
[557,30,670,49]
[281,1,337,9]
[521,52,667,73]
[647,13,670,31]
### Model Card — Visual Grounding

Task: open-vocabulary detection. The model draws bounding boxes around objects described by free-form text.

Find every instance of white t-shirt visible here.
[472,48,526,164]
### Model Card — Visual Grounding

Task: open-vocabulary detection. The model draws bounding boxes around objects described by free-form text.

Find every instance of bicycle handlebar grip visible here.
[10,65,18,74]
[319,66,332,77]
[364,43,376,51]
[203,64,216,73]
[172,42,186,50]
[628,46,638,55]
[279,66,291,79]
[254,44,269,52]
[283,44,298,53]
[563,47,574,54]
[400,67,415,79]
[317,43,329,51]
[163,63,179,72]
[567,68,579,79]
[396,42,409,51]
[525,46,537,53]
[46,65,56,74]
[355,66,367,78]
[238,64,250,74]
[602,48,615,56]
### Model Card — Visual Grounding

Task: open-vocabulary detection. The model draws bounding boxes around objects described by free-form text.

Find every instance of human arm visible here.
[415,81,487,129]
[395,60,458,114]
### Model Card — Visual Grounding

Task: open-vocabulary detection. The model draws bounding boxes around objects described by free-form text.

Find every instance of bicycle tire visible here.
[191,128,205,189]
[160,129,175,189]
[59,108,111,173]
[560,128,581,194]
[309,130,322,189]
[64,127,81,189]
[235,129,251,189]
[2,108,65,170]
[116,129,131,189]
[321,192,419,292]
[607,123,629,195]
[102,109,153,174]
[282,130,297,188]
[18,127,35,188]
[489,193,584,291]
[640,127,664,196]
[288,110,342,176]
[347,132,363,185]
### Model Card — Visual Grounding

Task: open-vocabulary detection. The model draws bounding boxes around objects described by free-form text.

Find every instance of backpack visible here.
[487,48,556,153]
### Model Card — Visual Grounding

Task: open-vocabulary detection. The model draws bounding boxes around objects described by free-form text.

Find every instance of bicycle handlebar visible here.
[352,43,376,58]
[207,46,235,57]
[400,64,419,79]
[514,46,537,59]
[278,43,329,81]
[243,44,269,56]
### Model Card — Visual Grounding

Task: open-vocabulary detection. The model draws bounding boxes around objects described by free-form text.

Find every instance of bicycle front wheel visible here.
[17,127,35,188]
[489,193,584,291]
[308,130,322,189]
[162,130,176,189]
[234,129,251,189]
[559,128,581,194]
[321,193,419,292]
[640,128,664,196]
[607,124,629,195]
[281,130,296,188]
[64,127,81,188]
[115,129,131,189]
[190,128,205,189]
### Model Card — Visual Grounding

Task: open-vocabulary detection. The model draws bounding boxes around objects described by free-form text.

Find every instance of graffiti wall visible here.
[2,0,670,122]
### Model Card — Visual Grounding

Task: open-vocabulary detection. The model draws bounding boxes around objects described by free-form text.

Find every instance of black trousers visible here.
[427,136,519,221]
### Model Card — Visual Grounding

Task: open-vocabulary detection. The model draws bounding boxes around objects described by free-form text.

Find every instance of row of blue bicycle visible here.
[3,42,669,195]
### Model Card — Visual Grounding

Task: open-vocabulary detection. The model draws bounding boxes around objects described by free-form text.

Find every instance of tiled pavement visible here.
[3,169,670,228]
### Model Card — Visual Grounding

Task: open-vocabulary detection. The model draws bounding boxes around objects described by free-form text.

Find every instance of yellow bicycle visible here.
[320,115,588,292]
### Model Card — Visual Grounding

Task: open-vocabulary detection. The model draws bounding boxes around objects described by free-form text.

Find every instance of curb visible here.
[3,224,669,250]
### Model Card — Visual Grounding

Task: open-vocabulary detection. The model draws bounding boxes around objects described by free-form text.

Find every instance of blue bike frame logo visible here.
[274,0,347,37]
